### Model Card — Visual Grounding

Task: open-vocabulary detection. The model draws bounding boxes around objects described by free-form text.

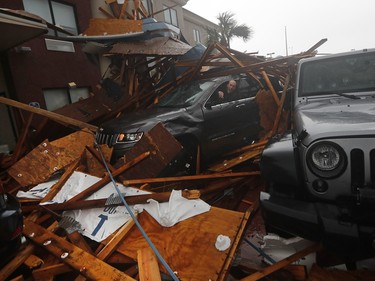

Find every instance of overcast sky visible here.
[184,0,375,57]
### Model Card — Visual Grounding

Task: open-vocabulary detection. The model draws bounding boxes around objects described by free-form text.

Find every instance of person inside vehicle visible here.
[217,79,237,102]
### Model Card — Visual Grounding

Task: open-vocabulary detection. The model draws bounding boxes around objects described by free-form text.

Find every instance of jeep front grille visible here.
[350,148,375,189]
[351,149,365,189]
[95,132,118,147]
[371,149,375,184]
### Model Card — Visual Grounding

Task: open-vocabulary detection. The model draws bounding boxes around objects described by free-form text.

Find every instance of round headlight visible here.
[307,142,346,178]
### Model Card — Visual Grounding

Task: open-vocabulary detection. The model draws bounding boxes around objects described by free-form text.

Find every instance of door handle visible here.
[236,103,245,108]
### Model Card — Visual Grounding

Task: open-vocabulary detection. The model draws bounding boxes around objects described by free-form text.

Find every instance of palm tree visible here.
[206,11,252,48]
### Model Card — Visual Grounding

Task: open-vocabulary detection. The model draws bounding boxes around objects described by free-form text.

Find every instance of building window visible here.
[43,87,89,111]
[23,0,78,37]
[193,29,200,43]
[163,5,178,26]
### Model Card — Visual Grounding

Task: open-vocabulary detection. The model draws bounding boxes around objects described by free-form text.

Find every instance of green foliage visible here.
[205,11,252,48]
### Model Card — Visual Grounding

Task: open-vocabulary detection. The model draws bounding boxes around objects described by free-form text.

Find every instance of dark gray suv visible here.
[260,49,375,259]
[95,75,279,169]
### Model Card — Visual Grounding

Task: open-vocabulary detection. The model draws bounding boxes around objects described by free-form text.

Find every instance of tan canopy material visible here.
[0,8,48,52]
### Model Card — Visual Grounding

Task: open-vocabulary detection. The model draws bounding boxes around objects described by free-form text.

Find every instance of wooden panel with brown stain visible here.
[116,207,248,280]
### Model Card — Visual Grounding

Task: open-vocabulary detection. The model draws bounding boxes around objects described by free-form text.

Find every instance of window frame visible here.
[193,29,200,43]
[163,5,178,27]
[23,0,79,37]
[43,87,90,111]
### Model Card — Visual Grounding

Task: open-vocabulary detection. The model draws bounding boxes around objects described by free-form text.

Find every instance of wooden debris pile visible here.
[1,38,357,280]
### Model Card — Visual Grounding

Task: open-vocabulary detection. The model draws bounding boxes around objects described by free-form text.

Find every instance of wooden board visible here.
[116,207,249,280]
[8,130,95,187]
[116,122,182,179]
[84,19,142,36]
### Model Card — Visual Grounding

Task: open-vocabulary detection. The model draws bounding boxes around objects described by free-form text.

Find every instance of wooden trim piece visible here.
[240,243,322,281]
[0,97,98,132]
[32,263,71,280]
[137,247,162,281]
[66,151,150,203]
[218,208,252,280]
[23,219,137,281]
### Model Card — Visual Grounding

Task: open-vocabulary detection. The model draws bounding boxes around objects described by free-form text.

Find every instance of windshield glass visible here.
[156,80,215,108]
[299,52,375,97]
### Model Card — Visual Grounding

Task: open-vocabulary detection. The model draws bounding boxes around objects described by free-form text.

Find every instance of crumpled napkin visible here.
[135,189,211,227]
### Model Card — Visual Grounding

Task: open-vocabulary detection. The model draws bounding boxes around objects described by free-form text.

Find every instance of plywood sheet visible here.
[116,207,248,280]
[84,18,142,36]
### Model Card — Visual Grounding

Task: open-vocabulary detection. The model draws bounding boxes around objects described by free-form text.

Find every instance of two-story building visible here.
[0,0,217,154]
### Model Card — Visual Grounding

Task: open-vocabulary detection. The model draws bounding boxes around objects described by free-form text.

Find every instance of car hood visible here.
[294,96,375,146]
[99,106,199,134]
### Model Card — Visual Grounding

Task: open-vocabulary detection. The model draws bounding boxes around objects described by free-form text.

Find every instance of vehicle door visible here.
[202,77,260,156]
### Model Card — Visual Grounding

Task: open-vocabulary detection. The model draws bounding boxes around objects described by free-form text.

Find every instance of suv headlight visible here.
[307,141,347,178]
[116,132,143,144]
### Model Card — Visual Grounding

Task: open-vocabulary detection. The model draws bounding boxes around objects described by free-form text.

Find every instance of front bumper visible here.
[260,192,375,259]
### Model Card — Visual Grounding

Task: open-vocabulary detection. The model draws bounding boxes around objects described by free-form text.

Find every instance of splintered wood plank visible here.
[0,97,97,131]
[117,122,182,179]
[138,247,162,281]
[116,207,249,280]
[0,244,36,280]
[83,18,142,36]
[32,263,71,280]
[240,243,322,281]
[23,220,136,281]
[24,254,44,269]
[96,215,136,261]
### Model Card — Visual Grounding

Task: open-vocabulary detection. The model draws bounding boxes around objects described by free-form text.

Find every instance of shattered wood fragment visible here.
[84,145,112,177]
[23,219,137,281]
[137,247,162,281]
[218,208,251,280]
[0,244,36,280]
[83,18,142,36]
[256,89,288,139]
[40,159,80,203]
[66,151,150,203]
[96,215,136,261]
[32,263,71,281]
[24,254,44,269]
[0,96,98,132]
[117,123,182,179]
[208,147,264,172]
[22,189,201,213]
[240,243,323,281]
[122,171,259,186]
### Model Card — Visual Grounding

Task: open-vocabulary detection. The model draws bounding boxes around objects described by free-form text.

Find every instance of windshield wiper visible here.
[333,92,360,99]
[320,91,360,100]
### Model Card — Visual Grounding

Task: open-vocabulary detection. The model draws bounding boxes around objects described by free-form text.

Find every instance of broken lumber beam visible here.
[239,243,323,281]
[0,97,97,131]
[23,219,137,281]
[22,189,200,213]
[32,263,71,280]
[137,247,162,281]
[66,151,151,202]
[122,171,260,186]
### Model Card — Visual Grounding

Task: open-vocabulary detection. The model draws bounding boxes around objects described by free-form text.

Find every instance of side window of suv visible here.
[237,78,261,99]
[207,80,239,105]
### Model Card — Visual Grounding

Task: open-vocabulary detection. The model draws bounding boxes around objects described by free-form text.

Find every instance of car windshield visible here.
[156,80,215,108]
[299,52,375,97]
